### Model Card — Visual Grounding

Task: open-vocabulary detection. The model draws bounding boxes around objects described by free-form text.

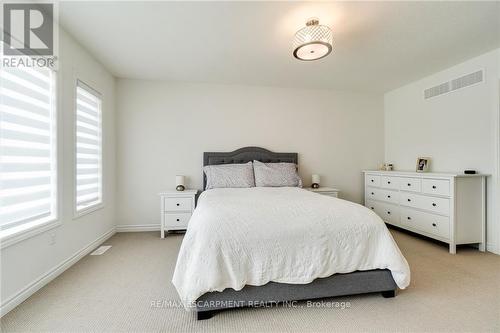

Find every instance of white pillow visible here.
[203,162,255,190]
[253,160,302,187]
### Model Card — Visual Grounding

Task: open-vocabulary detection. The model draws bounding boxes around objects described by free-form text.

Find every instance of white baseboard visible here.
[0,227,116,317]
[487,243,499,255]
[116,224,160,232]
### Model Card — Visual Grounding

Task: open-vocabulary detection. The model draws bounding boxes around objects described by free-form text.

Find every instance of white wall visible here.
[0,29,116,313]
[384,48,500,253]
[116,80,384,228]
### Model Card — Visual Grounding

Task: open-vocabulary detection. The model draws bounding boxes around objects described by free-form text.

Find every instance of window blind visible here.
[75,81,102,212]
[0,66,57,230]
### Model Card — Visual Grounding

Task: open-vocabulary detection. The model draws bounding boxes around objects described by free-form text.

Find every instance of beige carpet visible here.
[1,229,499,332]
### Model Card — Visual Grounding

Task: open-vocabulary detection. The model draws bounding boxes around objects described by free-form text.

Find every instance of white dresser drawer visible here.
[366,188,379,201]
[367,200,399,225]
[164,197,192,212]
[379,202,400,225]
[366,200,385,221]
[365,199,378,212]
[401,208,450,239]
[164,212,191,228]
[380,176,399,190]
[378,189,399,204]
[365,174,380,187]
[399,177,421,192]
[366,188,399,204]
[422,179,450,196]
[400,192,450,215]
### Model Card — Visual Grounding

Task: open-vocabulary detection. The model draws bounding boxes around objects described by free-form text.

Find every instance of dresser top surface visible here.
[363,170,488,178]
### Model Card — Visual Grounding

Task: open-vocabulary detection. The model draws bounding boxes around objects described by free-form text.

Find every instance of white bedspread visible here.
[172,187,410,309]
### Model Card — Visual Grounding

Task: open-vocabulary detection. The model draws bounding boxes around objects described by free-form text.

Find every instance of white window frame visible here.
[0,66,59,247]
[73,79,103,218]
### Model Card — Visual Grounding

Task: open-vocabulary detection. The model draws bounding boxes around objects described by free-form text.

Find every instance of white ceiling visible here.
[59,1,500,92]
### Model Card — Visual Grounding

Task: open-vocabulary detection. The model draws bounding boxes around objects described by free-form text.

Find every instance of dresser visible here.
[305,187,340,198]
[159,190,197,238]
[363,171,486,254]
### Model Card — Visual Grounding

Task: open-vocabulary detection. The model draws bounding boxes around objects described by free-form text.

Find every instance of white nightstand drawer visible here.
[365,174,380,187]
[165,213,191,228]
[422,179,450,196]
[399,177,421,192]
[305,187,340,198]
[164,197,192,212]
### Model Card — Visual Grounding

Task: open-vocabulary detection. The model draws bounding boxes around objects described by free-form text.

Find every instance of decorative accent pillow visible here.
[203,162,255,190]
[253,160,303,187]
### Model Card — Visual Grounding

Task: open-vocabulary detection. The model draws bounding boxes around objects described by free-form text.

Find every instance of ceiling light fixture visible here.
[293,18,333,61]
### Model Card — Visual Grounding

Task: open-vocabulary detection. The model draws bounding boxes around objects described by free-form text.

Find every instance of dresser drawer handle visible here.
[432,223,437,227]
[371,179,374,182]
[407,183,411,186]
[407,199,411,202]
[387,181,391,184]
[432,185,437,189]
[407,216,411,220]
[371,192,374,195]
[370,207,374,210]
[432,203,437,207]
[176,218,180,222]
[387,211,391,215]
[387,195,391,198]
[176,203,180,206]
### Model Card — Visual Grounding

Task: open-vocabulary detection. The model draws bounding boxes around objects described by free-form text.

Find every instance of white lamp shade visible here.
[175,175,185,186]
[312,174,320,184]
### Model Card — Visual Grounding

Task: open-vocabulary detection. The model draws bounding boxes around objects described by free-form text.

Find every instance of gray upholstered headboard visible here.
[203,147,298,190]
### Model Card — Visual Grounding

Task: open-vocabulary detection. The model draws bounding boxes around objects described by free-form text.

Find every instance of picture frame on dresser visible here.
[416,157,430,172]
[363,170,487,254]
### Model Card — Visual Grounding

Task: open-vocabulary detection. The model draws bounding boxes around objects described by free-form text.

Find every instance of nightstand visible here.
[305,187,340,198]
[159,190,197,238]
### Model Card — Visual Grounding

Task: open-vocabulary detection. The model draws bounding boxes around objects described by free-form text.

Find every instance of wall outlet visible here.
[49,232,56,245]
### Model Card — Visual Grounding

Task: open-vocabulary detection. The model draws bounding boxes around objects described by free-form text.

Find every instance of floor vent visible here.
[90,245,112,256]
[424,69,484,100]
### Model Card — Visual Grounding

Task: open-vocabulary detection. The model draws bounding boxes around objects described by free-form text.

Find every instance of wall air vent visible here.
[450,70,483,91]
[424,82,450,99]
[424,69,484,100]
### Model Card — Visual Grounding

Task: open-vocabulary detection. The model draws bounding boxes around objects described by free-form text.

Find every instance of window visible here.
[0,66,57,235]
[75,80,102,214]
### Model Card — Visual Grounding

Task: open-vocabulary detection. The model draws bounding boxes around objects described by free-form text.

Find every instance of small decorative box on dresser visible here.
[159,190,197,238]
[364,171,486,254]
[305,187,340,198]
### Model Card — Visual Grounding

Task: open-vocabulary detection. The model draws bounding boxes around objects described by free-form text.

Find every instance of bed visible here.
[172,147,410,320]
